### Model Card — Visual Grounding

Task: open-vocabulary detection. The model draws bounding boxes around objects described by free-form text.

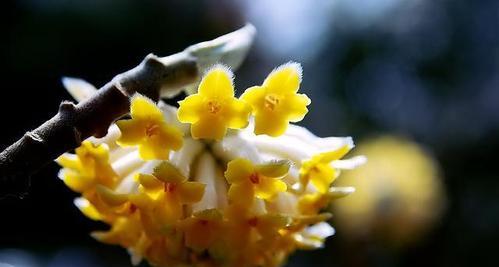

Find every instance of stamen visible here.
[248,217,258,227]
[145,124,160,137]
[264,94,280,110]
[207,100,222,114]
[249,173,260,184]
[129,204,137,213]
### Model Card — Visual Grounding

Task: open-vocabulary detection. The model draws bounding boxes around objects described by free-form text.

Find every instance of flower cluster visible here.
[57,62,365,267]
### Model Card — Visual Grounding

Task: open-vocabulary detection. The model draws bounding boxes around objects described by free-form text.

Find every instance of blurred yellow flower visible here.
[178,65,251,140]
[225,158,289,206]
[333,136,445,245]
[56,140,117,193]
[116,94,183,160]
[241,62,310,137]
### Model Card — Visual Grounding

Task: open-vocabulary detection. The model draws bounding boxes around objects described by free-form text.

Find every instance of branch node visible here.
[58,101,77,116]
[0,24,257,198]
[26,131,43,143]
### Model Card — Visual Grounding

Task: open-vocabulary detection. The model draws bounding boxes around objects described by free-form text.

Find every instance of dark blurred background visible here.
[1,0,499,266]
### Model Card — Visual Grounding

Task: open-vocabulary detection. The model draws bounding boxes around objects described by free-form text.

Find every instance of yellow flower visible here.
[177,65,251,140]
[56,140,117,193]
[225,204,290,250]
[299,145,352,193]
[116,94,183,160]
[241,62,311,137]
[180,209,224,252]
[297,193,330,216]
[225,158,289,206]
[91,215,142,248]
[134,162,206,231]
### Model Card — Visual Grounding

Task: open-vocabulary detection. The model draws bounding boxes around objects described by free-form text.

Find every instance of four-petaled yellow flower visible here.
[180,209,224,252]
[134,162,206,231]
[299,145,352,193]
[56,140,117,193]
[177,65,251,140]
[225,158,289,207]
[241,62,311,137]
[116,94,183,160]
[225,204,290,250]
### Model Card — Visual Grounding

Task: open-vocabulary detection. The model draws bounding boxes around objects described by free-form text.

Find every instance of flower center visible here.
[249,173,260,184]
[164,182,177,193]
[146,124,160,137]
[206,100,222,114]
[248,217,258,227]
[264,94,280,110]
[199,219,209,226]
[129,204,137,214]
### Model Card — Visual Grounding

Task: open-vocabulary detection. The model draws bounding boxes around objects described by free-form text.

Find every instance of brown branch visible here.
[0,24,256,197]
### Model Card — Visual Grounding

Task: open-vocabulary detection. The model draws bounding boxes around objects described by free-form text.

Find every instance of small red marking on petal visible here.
[249,173,260,184]
[248,217,258,227]
[129,204,137,213]
[164,182,176,193]
[146,124,160,137]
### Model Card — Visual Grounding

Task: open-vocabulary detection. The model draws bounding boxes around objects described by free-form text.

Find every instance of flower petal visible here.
[257,214,289,237]
[282,93,311,122]
[130,94,163,121]
[56,154,81,170]
[256,160,291,178]
[62,170,93,192]
[240,86,266,110]
[253,113,289,137]
[319,145,352,163]
[159,124,184,151]
[224,99,251,129]
[138,137,169,160]
[191,117,227,140]
[177,94,204,124]
[297,193,327,215]
[95,185,129,207]
[263,62,302,94]
[193,208,223,221]
[136,173,163,191]
[309,164,335,193]
[254,178,287,200]
[116,120,146,146]
[228,181,254,207]
[178,182,206,204]
[153,162,187,184]
[225,158,255,184]
[137,125,183,160]
[198,66,234,99]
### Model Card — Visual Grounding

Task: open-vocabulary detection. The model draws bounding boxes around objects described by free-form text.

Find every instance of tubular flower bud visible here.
[57,63,365,267]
